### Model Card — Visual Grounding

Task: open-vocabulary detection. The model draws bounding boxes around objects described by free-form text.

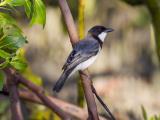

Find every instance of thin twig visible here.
[15,73,71,120]
[91,85,116,120]
[79,70,99,120]
[58,0,99,119]
[4,68,23,120]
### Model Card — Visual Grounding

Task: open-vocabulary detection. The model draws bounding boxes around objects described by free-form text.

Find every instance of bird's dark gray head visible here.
[88,25,113,42]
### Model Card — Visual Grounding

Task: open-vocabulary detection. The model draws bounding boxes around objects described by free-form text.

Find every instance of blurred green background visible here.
[0,0,160,120]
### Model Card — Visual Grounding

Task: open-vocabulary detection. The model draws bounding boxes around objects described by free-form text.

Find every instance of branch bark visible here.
[19,89,88,120]
[58,0,79,45]
[58,0,99,119]
[0,88,106,120]
[4,69,23,120]
[15,73,71,120]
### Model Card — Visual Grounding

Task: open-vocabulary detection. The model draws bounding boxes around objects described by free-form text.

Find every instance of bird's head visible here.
[88,25,113,42]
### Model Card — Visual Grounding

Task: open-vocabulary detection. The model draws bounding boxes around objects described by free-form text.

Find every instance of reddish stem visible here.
[4,69,23,120]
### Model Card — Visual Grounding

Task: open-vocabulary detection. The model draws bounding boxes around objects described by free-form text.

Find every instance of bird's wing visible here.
[62,39,99,70]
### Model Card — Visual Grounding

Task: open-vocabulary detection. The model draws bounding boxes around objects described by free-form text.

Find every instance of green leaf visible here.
[8,0,25,6]
[0,0,25,6]
[0,60,9,69]
[30,0,46,26]
[2,24,22,36]
[0,49,11,58]
[10,49,27,71]
[0,13,23,43]
[0,70,5,91]
[0,13,27,70]
[141,106,148,120]
[10,60,27,71]
[0,35,27,51]
[0,12,17,27]
[24,0,32,18]
[0,7,28,71]
[0,52,10,68]
[0,24,27,52]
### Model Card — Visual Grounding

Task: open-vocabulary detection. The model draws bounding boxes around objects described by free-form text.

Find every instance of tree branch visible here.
[0,88,106,120]
[4,69,23,120]
[79,70,99,120]
[58,0,99,119]
[15,73,71,120]
[19,89,88,120]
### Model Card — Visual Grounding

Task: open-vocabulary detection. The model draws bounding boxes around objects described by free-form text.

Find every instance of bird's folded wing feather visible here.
[62,40,99,70]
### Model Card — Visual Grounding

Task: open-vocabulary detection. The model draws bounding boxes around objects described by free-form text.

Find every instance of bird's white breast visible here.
[70,54,98,76]
[77,55,98,70]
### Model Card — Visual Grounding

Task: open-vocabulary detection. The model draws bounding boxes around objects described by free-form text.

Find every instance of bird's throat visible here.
[92,35,103,48]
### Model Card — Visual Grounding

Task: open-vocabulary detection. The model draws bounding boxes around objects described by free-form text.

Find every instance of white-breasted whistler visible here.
[53,25,114,92]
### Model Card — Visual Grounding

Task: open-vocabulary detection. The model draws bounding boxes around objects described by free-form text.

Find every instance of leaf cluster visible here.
[0,0,46,90]
[142,106,160,120]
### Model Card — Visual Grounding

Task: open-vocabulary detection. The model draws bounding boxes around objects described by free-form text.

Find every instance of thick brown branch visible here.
[19,89,88,120]
[0,88,106,120]
[4,69,23,120]
[58,0,99,119]
[15,74,71,120]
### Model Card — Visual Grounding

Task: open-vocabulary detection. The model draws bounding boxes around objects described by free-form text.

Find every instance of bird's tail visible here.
[53,69,72,92]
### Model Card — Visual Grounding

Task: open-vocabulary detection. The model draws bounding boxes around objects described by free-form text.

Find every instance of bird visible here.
[53,25,113,92]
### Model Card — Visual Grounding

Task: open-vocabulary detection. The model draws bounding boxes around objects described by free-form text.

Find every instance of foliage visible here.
[0,0,46,89]
[141,106,160,120]
[0,1,46,119]
[29,0,46,27]
[0,13,27,71]
[0,0,46,70]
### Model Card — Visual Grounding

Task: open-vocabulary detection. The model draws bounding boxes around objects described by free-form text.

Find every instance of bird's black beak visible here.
[105,28,114,33]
